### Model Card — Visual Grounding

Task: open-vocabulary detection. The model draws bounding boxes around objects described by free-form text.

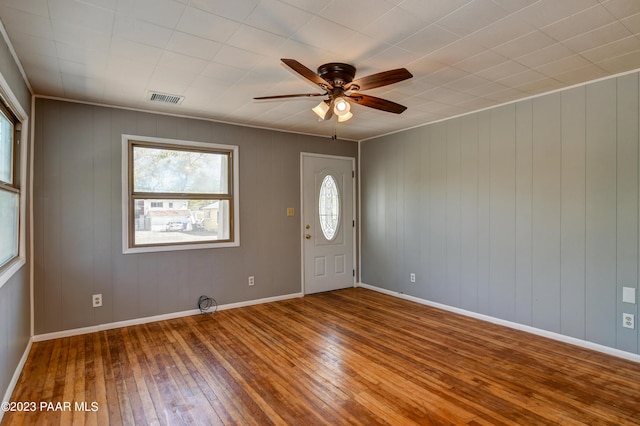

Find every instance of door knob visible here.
[305,234,312,239]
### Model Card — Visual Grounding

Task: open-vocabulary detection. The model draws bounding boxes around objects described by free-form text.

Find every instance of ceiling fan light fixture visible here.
[333,97,350,116]
[312,100,330,119]
[338,111,353,122]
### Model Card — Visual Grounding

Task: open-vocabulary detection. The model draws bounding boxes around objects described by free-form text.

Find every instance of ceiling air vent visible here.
[147,91,184,105]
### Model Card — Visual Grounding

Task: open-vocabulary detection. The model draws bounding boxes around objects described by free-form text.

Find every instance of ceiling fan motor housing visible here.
[317,63,356,88]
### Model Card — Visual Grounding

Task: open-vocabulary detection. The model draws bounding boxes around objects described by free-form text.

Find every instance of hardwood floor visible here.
[3,288,640,425]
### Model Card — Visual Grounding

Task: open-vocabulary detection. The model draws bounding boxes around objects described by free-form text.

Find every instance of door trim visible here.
[300,153,356,295]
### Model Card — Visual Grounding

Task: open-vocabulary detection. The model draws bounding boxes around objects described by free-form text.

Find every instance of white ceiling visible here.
[2,0,640,140]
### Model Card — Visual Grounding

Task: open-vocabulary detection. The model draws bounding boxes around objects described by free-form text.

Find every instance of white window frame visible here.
[121,134,240,254]
[0,72,28,289]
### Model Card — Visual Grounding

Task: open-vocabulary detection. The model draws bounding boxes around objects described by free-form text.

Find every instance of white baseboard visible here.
[32,292,304,342]
[1,338,33,422]
[358,282,640,364]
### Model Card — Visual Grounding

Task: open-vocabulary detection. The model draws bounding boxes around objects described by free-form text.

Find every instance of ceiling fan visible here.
[254,59,413,122]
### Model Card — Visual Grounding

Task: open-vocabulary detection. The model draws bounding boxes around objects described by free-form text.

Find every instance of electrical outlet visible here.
[623,313,635,329]
[92,293,102,308]
[248,276,255,286]
[410,273,416,283]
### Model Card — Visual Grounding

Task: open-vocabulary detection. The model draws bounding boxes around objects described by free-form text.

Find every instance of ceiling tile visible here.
[621,13,640,34]
[48,0,115,34]
[0,0,48,16]
[539,4,616,42]
[534,54,592,78]
[51,20,111,51]
[113,14,174,48]
[291,16,358,52]
[361,6,425,45]
[453,50,509,74]
[470,15,536,48]
[551,64,609,85]
[511,0,601,28]
[475,60,529,81]
[319,0,395,29]
[514,42,576,68]
[176,6,240,42]
[399,0,473,24]
[0,7,53,39]
[277,0,332,14]
[227,24,288,57]
[436,0,510,37]
[166,31,222,61]
[189,0,260,22]
[581,35,640,63]
[213,45,266,70]
[117,0,186,29]
[110,37,164,64]
[492,30,556,59]
[561,22,632,53]
[601,0,640,20]
[397,25,459,57]
[246,0,314,37]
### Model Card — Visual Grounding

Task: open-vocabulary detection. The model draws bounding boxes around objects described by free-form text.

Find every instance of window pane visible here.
[0,110,13,184]
[133,199,230,246]
[319,174,340,241]
[0,190,18,267]
[133,146,229,194]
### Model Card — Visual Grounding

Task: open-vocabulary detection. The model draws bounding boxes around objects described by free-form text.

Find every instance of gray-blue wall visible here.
[0,28,31,401]
[361,72,640,355]
[33,98,357,335]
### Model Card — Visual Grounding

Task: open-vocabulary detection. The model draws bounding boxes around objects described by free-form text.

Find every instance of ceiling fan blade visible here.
[254,93,326,100]
[281,58,333,90]
[348,93,407,114]
[345,68,413,91]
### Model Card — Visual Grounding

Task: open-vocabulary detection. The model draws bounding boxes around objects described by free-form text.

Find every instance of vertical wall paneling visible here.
[446,120,462,307]
[585,79,617,347]
[403,131,422,294]
[531,94,562,333]
[60,104,95,331]
[92,107,114,326]
[489,105,517,321]
[110,109,139,323]
[616,74,639,352]
[560,87,587,339]
[459,114,479,312]
[477,111,492,314]
[515,101,533,325]
[417,128,431,301]
[429,123,448,302]
[360,71,640,356]
[36,102,62,332]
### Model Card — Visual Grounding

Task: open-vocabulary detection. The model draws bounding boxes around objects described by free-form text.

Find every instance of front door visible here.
[302,153,355,294]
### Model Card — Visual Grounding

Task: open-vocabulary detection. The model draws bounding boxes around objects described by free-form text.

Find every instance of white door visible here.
[302,153,355,294]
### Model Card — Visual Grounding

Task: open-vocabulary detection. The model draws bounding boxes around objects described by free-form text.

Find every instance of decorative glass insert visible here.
[319,174,340,240]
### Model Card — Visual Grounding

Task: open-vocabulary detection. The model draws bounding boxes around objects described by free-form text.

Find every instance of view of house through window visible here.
[0,100,18,269]
[124,137,238,252]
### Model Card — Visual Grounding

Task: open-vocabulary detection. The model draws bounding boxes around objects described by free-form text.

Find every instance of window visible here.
[0,99,19,269]
[319,174,340,241]
[122,135,239,253]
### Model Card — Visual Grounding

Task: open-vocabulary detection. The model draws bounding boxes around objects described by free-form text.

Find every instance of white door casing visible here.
[301,153,355,294]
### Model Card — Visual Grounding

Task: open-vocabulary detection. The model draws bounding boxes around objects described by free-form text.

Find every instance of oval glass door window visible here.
[319,174,340,240]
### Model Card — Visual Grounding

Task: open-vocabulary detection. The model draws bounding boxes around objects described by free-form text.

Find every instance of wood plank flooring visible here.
[3,288,640,425]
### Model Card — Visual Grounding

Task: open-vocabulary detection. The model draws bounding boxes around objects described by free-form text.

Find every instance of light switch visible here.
[623,287,636,304]
[287,207,295,217]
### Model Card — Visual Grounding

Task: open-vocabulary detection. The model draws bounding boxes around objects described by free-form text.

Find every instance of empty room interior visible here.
[2,0,640,424]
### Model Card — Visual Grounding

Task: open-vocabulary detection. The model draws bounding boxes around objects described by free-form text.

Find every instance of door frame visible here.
[300,152,356,295]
